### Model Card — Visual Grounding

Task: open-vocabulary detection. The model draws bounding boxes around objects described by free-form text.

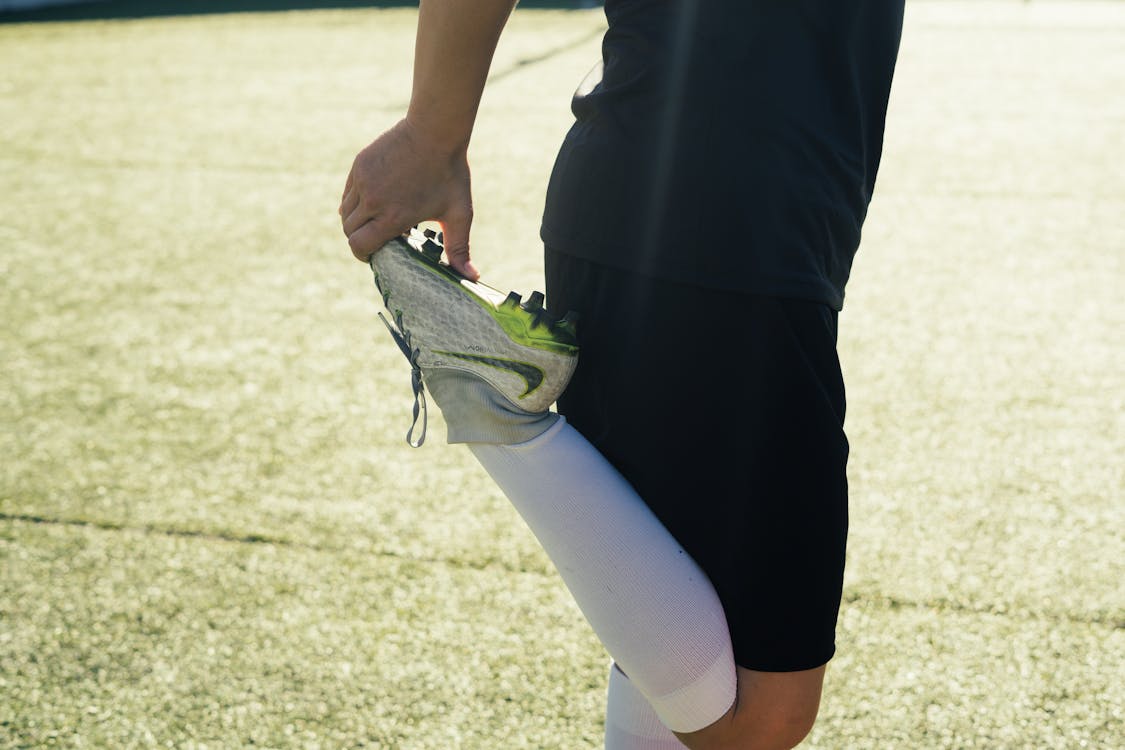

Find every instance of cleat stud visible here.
[437,231,444,243]
[523,291,545,311]
[552,310,579,338]
[423,228,437,239]
[421,239,443,261]
[553,320,576,337]
[502,291,522,308]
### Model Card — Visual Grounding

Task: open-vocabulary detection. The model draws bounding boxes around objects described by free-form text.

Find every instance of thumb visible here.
[440,211,479,281]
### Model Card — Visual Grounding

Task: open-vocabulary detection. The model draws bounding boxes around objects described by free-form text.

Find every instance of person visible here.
[339,1,904,748]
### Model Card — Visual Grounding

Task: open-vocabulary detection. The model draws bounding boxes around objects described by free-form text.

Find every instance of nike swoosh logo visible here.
[436,351,545,397]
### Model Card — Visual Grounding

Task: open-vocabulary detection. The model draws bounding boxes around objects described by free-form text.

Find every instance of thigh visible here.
[545,249,849,673]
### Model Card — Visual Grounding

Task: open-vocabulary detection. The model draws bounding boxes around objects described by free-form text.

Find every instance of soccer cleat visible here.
[371,227,579,447]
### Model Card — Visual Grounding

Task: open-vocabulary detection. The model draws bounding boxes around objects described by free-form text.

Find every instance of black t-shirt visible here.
[540,0,905,310]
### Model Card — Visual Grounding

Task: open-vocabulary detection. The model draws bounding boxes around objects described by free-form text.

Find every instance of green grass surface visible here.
[1,1,1122,747]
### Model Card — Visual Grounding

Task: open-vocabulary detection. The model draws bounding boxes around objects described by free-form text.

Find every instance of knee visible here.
[677,702,818,750]
[746,700,819,750]
[674,667,824,750]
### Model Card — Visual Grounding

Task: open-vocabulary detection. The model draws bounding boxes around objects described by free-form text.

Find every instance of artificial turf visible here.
[1,2,1122,747]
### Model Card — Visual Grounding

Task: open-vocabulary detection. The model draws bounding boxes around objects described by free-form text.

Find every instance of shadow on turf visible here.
[0,0,602,23]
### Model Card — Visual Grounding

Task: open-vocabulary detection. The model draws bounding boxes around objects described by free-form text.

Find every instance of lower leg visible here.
[468,419,736,733]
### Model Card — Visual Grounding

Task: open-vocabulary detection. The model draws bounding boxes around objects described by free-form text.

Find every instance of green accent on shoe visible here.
[405,250,580,357]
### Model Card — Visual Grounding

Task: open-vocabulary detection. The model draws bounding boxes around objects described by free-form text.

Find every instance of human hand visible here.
[339,118,479,280]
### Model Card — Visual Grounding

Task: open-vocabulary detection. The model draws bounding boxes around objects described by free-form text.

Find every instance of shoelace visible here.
[378,311,427,448]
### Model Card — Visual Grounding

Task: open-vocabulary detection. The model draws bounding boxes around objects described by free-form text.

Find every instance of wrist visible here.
[403,108,473,158]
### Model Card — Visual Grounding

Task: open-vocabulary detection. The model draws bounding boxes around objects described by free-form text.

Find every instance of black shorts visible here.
[544,249,850,672]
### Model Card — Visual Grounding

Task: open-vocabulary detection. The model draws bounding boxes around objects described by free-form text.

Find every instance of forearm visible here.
[340,0,513,268]
[406,0,518,152]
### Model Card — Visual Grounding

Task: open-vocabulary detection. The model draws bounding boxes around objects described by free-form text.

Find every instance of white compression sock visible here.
[468,418,737,733]
[605,663,689,750]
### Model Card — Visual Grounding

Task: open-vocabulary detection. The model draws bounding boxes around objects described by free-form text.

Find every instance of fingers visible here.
[341,198,374,237]
[347,216,405,262]
[440,211,478,281]
[341,184,395,239]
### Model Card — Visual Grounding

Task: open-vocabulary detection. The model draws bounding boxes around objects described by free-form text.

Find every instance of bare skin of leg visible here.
[673,665,827,750]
